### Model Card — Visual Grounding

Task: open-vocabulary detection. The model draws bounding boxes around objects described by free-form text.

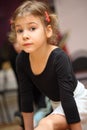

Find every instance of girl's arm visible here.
[69,122,82,130]
[22,112,34,130]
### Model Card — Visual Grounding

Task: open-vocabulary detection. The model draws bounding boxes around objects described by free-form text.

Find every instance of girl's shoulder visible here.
[51,47,68,59]
[50,47,70,66]
[16,51,28,66]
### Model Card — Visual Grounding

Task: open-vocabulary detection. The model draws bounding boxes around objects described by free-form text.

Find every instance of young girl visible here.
[8,1,87,130]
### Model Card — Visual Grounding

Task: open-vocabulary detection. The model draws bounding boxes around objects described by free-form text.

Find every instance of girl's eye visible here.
[16,29,23,33]
[29,27,36,31]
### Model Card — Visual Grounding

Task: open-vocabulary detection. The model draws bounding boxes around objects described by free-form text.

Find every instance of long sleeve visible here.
[16,52,34,112]
[55,51,80,124]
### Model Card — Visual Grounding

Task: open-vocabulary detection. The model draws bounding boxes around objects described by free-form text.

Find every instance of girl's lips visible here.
[23,43,32,46]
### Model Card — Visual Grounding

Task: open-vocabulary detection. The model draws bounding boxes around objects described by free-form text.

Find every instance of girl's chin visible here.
[23,49,33,53]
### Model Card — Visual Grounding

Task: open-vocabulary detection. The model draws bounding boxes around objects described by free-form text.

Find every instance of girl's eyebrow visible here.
[15,22,38,27]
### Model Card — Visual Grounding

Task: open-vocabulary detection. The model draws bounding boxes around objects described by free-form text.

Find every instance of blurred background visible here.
[0,0,87,129]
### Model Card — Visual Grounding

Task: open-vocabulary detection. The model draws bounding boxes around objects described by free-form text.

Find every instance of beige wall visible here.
[54,0,87,55]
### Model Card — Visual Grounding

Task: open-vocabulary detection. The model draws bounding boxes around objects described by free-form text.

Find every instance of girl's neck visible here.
[29,44,58,75]
[29,44,57,61]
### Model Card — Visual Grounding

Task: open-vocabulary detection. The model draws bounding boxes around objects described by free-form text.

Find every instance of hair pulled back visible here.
[8,0,59,45]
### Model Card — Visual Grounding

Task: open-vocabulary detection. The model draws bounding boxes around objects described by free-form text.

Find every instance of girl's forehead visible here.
[15,15,41,25]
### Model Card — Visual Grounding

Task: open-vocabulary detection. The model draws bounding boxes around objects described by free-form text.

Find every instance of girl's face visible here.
[15,15,52,53]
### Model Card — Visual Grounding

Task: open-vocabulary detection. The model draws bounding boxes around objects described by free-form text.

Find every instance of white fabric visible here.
[51,81,87,130]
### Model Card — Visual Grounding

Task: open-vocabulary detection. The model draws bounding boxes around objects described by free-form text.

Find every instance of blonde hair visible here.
[8,0,59,45]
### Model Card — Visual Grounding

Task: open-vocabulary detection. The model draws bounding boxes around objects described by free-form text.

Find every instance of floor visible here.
[0,123,22,130]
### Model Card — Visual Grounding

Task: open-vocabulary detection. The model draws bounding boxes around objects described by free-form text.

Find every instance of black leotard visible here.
[16,48,80,124]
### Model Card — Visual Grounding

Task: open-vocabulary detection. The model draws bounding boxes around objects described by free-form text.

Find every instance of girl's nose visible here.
[23,30,30,40]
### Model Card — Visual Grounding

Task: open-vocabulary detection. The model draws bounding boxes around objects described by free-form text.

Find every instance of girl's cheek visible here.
[17,36,20,42]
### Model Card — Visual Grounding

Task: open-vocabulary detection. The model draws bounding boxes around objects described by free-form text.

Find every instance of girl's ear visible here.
[46,25,53,38]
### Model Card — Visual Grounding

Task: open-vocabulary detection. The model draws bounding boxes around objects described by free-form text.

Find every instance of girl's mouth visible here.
[23,43,32,46]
